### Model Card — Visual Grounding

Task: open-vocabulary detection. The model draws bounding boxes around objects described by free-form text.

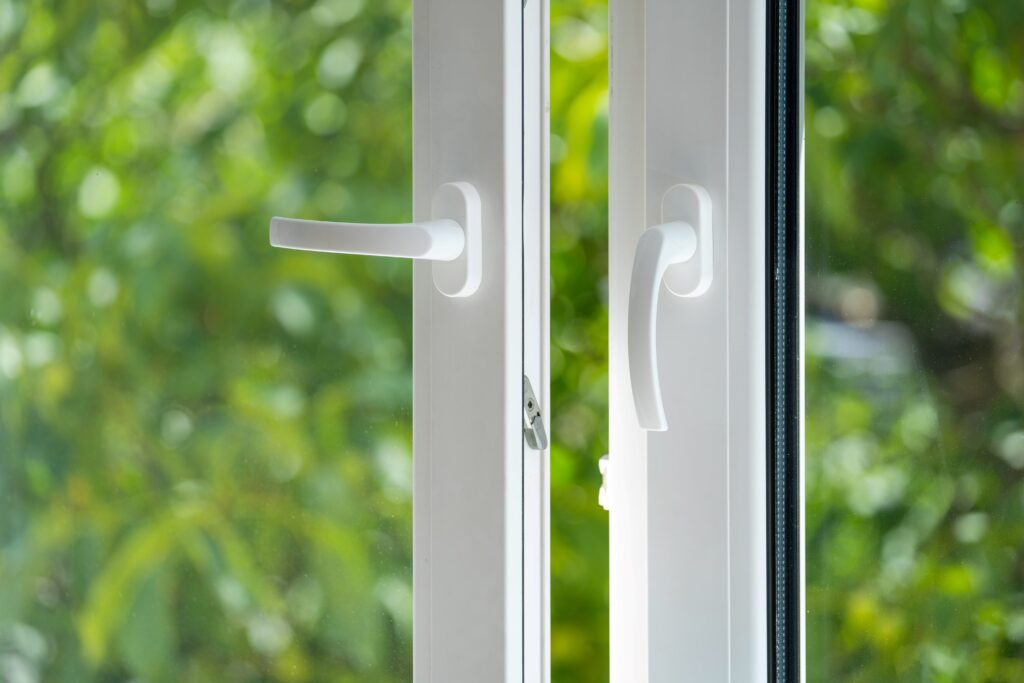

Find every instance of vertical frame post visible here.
[608,0,650,677]
[412,0,548,681]
[609,0,771,679]
[523,0,552,679]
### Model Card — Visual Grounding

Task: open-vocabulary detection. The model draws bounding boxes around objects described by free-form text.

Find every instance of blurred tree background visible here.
[2,0,1022,681]
[805,0,1024,681]
[1,0,421,680]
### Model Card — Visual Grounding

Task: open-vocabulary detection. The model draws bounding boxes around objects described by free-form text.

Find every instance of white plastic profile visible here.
[269,181,482,297]
[627,183,713,431]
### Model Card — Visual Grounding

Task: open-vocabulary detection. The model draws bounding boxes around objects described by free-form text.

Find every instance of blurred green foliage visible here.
[4,0,1020,681]
[549,1,609,681]
[805,0,1024,681]
[1,0,418,680]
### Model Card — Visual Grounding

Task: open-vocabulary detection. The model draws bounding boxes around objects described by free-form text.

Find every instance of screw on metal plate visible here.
[598,455,610,511]
[522,376,548,451]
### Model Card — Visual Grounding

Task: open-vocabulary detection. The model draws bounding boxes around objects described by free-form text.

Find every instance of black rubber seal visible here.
[766,0,802,681]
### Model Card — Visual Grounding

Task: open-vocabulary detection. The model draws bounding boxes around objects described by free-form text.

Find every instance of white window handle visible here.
[627,184,713,431]
[269,181,482,298]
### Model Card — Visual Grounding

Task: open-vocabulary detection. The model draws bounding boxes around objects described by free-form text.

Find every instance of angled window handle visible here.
[627,184,713,431]
[269,181,482,298]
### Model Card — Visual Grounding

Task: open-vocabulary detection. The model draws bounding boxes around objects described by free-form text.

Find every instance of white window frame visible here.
[607,0,803,680]
[410,0,549,681]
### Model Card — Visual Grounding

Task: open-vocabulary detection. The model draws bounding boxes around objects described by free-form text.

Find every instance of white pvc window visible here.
[608,0,775,680]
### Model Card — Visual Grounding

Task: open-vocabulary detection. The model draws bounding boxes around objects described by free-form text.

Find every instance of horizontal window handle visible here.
[270,217,465,261]
[269,181,482,297]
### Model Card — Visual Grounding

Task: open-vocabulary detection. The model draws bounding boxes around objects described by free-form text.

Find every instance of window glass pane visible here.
[806,1,1024,679]
[0,1,413,680]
